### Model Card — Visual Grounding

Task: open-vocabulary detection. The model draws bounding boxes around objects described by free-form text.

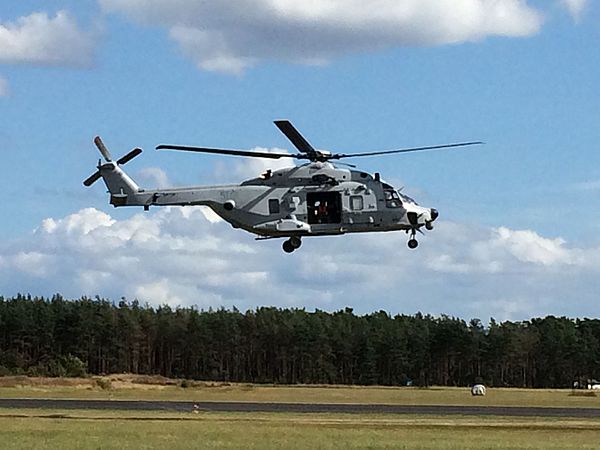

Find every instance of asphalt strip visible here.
[1,399,600,418]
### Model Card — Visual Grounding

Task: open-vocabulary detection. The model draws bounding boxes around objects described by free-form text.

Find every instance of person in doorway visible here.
[318,201,328,223]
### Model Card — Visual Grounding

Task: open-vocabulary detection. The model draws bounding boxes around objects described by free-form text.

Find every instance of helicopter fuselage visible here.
[86,118,470,252]
[103,161,438,244]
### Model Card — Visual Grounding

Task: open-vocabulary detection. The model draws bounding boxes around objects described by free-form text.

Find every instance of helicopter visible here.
[84,121,481,253]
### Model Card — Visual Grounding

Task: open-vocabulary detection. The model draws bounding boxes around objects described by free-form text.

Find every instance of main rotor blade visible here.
[116,148,142,165]
[156,144,303,160]
[274,120,316,155]
[333,141,483,159]
[94,136,112,162]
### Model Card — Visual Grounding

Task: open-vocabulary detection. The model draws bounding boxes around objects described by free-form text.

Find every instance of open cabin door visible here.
[306,191,342,224]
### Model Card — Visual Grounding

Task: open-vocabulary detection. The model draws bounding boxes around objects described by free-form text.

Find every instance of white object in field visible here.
[471,384,486,396]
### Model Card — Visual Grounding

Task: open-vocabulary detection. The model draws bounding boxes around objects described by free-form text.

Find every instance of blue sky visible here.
[1,1,599,321]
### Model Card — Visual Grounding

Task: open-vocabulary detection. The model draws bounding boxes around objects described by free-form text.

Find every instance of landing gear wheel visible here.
[283,237,302,253]
[289,236,302,249]
[282,240,295,253]
[408,239,419,249]
[426,222,434,231]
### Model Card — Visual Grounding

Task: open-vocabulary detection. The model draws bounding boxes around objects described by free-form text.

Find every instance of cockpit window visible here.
[399,191,417,205]
[384,190,402,208]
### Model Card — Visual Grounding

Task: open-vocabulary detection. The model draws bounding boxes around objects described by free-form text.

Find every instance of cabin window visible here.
[350,195,364,211]
[268,199,280,214]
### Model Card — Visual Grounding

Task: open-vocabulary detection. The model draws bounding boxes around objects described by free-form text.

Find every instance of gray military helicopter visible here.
[84,121,480,253]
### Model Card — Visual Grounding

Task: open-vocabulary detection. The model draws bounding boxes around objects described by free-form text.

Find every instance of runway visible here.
[1,398,600,418]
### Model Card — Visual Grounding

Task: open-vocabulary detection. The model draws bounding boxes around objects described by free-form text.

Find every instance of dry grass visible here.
[3,378,600,449]
[0,374,233,389]
[2,375,600,409]
[0,376,95,388]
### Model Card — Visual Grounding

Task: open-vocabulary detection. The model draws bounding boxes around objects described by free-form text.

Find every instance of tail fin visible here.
[83,136,142,205]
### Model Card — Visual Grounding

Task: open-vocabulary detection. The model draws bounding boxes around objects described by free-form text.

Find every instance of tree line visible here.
[1,294,599,388]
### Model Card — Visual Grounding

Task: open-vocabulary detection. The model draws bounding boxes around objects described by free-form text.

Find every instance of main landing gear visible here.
[282,236,302,253]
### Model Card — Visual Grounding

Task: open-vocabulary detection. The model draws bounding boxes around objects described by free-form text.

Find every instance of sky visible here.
[1,0,599,322]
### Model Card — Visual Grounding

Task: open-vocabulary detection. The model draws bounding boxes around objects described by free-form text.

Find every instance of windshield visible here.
[399,191,418,205]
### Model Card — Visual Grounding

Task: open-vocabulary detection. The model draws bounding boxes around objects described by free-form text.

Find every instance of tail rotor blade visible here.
[117,148,142,165]
[94,136,112,161]
[83,171,102,187]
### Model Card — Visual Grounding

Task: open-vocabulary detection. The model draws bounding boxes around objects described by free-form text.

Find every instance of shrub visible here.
[61,355,87,378]
[95,378,112,390]
[26,364,49,377]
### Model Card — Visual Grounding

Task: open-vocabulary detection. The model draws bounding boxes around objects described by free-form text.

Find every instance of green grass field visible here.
[1,409,600,449]
[2,376,600,449]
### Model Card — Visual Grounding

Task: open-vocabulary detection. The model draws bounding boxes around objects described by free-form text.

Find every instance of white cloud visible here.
[199,207,224,224]
[0,11,96,67]
[137,167,171,189]
[491,227,572,266]
[0,76,8,96]
[10,251,54,277]
[2,206,600,321]
[470,297,537,321]
[99,0,543,73]
[40,208,115,235]
[426,225,581,275]
[135,279,186,307]
[213,147,296,180]
[561,0,588,21]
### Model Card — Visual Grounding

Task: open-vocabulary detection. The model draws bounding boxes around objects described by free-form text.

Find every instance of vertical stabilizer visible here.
[83,136,143,206]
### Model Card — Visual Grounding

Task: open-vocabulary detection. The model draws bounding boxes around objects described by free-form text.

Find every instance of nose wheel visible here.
[282,236,302,253]
[407,229,419,249]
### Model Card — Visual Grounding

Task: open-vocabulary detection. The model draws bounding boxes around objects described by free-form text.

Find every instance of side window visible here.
[268,199,280,214]
[350,195,364,211]
[385,190,402,208]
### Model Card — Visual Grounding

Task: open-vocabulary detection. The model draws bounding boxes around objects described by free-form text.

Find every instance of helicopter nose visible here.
[430,208,439,221]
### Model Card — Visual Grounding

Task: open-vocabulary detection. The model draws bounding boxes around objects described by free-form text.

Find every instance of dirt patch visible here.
[0,374,231,391]
[1,374,264,390]
[0,376,95,388]
[107,374,178,386]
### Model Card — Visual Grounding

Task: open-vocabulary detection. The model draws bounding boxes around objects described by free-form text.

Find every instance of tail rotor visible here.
[83,136,142,187]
